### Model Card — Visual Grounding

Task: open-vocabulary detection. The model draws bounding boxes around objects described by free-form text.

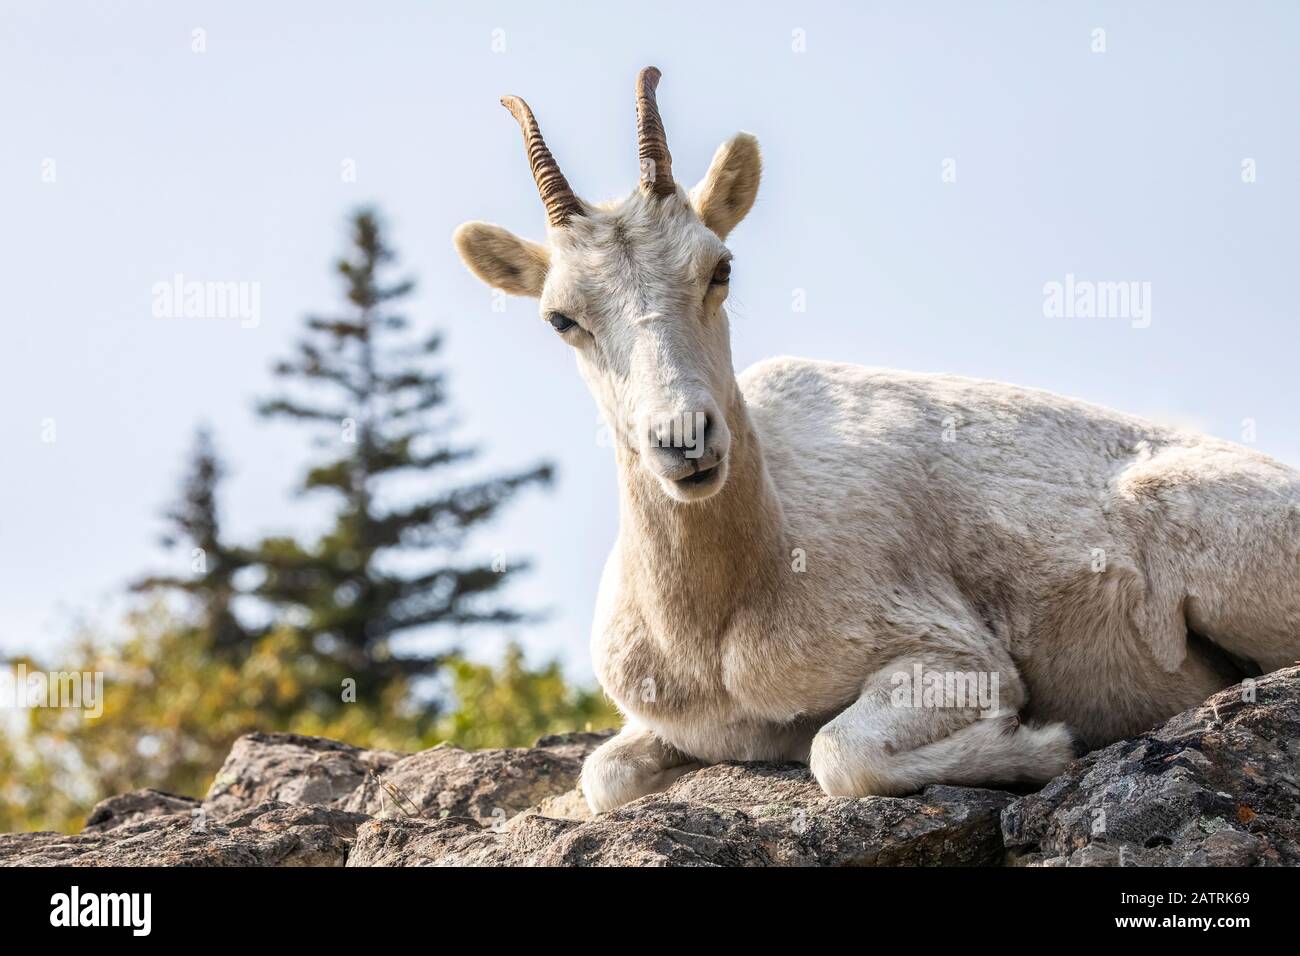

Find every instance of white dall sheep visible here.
[455,67,1300,812]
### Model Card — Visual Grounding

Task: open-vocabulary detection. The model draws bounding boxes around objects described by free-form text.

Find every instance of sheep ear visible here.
[453,222,549,298]
[690,133,761,240]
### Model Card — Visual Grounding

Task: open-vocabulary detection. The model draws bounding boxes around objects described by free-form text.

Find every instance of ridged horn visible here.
[500,94,584,228]
[635,66,674,197]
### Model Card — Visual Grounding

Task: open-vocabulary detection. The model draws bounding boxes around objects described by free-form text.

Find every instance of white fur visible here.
[457,110,1300,814]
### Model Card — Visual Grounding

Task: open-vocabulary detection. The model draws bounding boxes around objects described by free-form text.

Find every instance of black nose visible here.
[686,412,714,462]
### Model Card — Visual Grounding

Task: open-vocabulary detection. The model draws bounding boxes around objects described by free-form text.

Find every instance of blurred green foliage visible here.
[436,643,618,751]
[0,604,618,833]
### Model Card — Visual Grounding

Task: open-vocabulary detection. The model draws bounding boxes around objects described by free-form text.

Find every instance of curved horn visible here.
[635,66,674,197]
[500,94,584,228]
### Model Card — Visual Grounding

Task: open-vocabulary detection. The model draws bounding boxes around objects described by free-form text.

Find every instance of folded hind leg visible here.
[1186,593,1300,674]
[1177,465,1300,672]
[809,656,1076,798]
[1123,444,1300,673]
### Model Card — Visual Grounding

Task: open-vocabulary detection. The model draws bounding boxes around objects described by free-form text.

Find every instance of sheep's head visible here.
[454,67,761,503]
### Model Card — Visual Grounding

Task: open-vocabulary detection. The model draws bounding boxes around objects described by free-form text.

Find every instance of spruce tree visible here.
[132,426,251,655]
[255,209,551,702]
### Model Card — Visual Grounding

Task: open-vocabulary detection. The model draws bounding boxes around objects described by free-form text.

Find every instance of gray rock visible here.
[348,763,1015,866]
[203,732,404,819]
[0,803,368,867]
[532,731,617,760]
[83,789,200,833]
[1002,665,1300,866]
[4,672,1299,866]
[342,730,611,825]
[347,816,524,867]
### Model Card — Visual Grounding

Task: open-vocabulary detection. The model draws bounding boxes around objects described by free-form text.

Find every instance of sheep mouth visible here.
[674,463,722,487]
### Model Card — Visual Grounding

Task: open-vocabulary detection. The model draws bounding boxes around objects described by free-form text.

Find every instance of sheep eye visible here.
[548,313,576,333]
[710,260,732,286]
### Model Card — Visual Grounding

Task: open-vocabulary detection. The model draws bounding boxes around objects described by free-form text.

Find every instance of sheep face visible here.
[453,70,762,503]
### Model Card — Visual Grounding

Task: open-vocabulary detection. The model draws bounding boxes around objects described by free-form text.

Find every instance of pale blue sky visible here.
[2,1,1296,680]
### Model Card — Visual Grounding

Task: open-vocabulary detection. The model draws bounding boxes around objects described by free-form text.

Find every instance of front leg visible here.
[581,723,701,813]
[810,656,1077,798]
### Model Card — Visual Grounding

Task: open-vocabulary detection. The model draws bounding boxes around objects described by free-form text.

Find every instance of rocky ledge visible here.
[3,668,1298,866]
